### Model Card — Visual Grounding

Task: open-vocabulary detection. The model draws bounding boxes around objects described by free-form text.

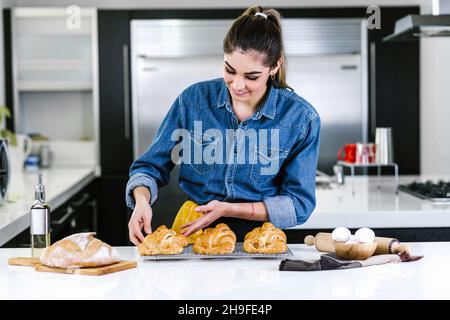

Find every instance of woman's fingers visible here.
[182,214,216,236]
[180,220,195,230]
[143,213,152,234]
[129,231,140,246]
[133,220,146,243]
[195,203,214,212]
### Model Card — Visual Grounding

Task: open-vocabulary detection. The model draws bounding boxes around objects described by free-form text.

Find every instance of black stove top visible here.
[399,180,450,202]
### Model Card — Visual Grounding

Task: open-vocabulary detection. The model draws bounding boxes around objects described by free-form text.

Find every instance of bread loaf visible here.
[139,225,188,255]
[193,223,236,255]
[243,222,287,254]
[40,232,120,268]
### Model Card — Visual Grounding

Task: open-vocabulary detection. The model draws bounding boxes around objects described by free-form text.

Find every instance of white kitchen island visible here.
[0,242,448,300]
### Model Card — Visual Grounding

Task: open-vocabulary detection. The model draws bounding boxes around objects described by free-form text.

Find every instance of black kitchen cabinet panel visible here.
[98,11,133,175]
[368,7,420,175]
[97,176,129,246]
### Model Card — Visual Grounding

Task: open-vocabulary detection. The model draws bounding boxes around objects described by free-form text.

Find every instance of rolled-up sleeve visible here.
[263,114,321,229]
[125,94,185,210]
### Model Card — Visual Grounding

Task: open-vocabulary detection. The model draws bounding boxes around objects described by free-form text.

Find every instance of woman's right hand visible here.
[128,197,153,246]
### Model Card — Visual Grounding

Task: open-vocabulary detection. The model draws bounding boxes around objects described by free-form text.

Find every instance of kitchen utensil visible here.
[141,243,293,260]
[8,134,33,174]
[375,127,394,164]
[8,257,41,266]
[333,241,377,260]
[337,143,356,163]
[304,232,410,255]
[39,144,53,168]
[8,257,137,276]
[355,142,376,164]
[333,165,345,185]
[0,139,10,204]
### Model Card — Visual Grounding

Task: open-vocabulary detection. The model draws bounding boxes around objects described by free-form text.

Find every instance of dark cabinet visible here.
[98,11,134,245]
[98,10,133,176]
[367,7,420,175]
[97,176,129,246]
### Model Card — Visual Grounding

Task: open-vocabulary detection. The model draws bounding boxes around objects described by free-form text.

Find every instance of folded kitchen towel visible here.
[279,252,423,271]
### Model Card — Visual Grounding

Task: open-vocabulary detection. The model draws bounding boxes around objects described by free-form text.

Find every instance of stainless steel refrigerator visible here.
[130,18,368,223]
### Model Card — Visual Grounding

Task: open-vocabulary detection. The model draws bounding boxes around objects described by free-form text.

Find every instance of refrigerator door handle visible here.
[369,41,377,138]
[123,44,131,140]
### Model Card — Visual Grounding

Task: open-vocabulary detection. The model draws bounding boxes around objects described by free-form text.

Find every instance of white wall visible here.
[420,38,450,175]
[0,0,4,106]
[419,1,450,175]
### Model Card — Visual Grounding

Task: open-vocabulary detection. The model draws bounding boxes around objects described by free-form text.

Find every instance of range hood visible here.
[384,0,450,41]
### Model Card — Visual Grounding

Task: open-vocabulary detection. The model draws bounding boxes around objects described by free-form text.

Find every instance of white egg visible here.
[355,227,375,243]
[331,227,351,242]
[346,235,359,244]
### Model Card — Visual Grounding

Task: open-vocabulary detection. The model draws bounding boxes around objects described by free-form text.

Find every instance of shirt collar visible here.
[217,78,278,120]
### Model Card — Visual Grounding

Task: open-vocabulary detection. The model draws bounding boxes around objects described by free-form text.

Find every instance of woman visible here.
[126,6,320,246]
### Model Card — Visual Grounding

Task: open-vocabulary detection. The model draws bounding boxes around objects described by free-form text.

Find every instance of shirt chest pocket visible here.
[189,132,218,174]
[250,147,288,185]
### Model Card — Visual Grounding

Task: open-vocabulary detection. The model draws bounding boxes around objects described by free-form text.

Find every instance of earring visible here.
[271,74,275,80]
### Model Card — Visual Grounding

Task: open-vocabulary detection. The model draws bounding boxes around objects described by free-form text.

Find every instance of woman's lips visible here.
[231,88,249,97]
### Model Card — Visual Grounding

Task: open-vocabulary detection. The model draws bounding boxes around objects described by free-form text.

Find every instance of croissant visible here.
[193,223,236,255]
[40,232,120,269]
[139,225,188,255]
[243,222,287,254]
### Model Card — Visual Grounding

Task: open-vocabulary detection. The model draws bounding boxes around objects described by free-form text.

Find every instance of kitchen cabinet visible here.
[1,180,98,248]
[97,176,129,246]
[5,7,99,166]
[367,7,420,175]
[97,11,133,246]
[98,10,133,175]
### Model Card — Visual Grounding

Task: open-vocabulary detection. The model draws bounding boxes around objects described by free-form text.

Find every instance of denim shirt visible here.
[125,78,320,229]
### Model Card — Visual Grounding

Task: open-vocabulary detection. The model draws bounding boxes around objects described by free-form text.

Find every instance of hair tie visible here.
[254,12,268,19]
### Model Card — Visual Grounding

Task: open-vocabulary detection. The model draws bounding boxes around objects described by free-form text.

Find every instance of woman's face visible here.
[223,50,274,104]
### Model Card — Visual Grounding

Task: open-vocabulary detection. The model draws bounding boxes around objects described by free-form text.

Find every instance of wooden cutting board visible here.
[8,257,137,276]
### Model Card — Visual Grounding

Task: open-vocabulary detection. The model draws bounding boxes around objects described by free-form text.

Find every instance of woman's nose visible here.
[231,77,246,90]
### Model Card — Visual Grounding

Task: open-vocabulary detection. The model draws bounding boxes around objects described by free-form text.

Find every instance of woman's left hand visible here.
[181,200,232,237]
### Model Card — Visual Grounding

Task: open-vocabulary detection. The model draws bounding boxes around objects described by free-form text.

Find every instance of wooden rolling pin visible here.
[304,232,411,255]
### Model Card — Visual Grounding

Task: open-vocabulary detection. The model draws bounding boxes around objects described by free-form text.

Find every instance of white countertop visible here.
[0,167,98,246]
[292,175,450,229]
[0,242,447,300]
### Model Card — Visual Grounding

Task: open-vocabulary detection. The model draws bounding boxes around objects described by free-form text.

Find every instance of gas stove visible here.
[399,180,450,202]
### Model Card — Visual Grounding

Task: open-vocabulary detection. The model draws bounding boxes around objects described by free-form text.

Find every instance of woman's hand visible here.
[128,198,153,246]
[181,200,232,237]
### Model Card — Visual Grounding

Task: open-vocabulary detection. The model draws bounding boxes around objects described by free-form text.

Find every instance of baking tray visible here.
[140,243,293,261]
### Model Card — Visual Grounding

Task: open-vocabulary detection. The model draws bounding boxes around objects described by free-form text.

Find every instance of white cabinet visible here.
[11,8,99,167]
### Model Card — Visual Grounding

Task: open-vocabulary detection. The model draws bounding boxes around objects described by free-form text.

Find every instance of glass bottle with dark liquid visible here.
[30,174,50,258]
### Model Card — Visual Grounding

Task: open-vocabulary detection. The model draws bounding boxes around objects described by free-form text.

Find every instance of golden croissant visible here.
[243,222,287,254]
[193,223,236,255]
[139,225,188,255]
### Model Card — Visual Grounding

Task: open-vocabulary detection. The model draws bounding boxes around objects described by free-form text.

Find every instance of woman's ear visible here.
[271,57,283,75]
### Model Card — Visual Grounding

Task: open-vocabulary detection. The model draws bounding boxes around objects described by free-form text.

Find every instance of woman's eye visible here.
[246,77,258,81]
[225,68,235,74]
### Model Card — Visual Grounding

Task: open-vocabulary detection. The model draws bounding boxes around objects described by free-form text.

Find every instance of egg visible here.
[355,227,375,243]
[346,235,359,244]
[331,227,351,243]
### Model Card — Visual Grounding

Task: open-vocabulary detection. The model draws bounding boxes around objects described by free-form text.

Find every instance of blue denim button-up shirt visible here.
[125,78,320,229]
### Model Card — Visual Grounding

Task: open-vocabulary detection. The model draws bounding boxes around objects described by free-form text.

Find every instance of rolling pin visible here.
[304,232,411,255]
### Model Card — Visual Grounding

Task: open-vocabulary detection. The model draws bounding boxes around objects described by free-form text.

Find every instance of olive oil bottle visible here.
[30,174,50,258]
